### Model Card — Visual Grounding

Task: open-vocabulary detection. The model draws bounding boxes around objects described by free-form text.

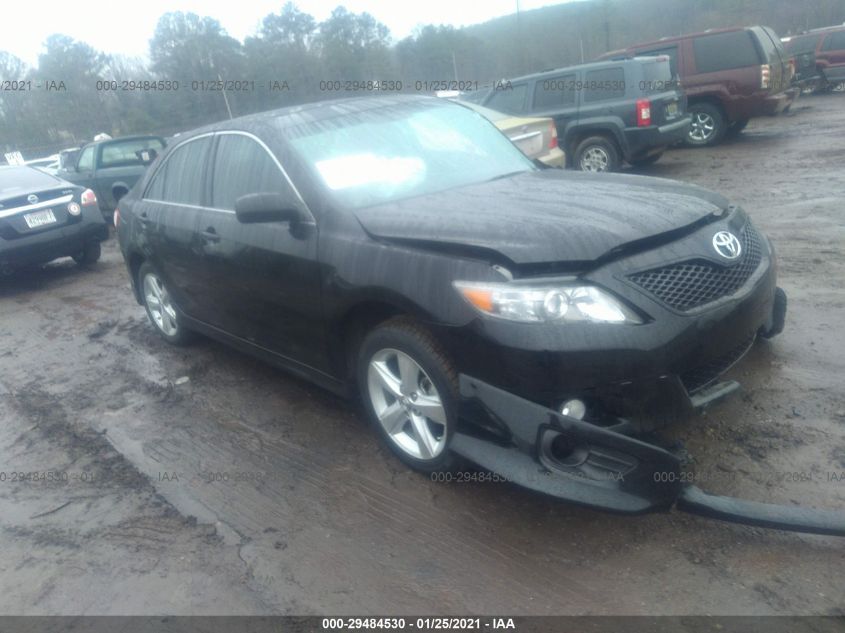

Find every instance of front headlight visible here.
[453,281,642,324]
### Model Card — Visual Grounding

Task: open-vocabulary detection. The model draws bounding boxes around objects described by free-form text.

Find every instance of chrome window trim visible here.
[141,132,215,200]
[0,194,74,219]
[212,130,316,223]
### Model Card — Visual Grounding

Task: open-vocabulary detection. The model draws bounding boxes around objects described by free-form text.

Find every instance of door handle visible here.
[201,227,220,243]
[138,212,150,225]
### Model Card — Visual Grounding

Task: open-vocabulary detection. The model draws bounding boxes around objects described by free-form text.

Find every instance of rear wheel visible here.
[138,262,194,345]
[72,241,101,265]
[574,136,621,172]
[685,103,726,146]
[358,317,460,473]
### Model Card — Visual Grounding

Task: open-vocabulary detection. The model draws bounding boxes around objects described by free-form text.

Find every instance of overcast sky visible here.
[2,0,574,66]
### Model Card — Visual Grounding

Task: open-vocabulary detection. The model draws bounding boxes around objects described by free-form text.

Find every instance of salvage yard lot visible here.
[1,94,844,616]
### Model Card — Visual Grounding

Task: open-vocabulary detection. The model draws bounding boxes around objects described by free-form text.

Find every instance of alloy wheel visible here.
[143,273,179,337]
[367,348,447,460]
[689,112,716,142]
[580,146,609,172]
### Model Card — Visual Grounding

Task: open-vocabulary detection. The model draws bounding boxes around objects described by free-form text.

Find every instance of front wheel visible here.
[358,317,460,473]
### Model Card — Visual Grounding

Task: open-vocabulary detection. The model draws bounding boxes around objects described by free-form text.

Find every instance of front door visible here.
[194,131,325,370]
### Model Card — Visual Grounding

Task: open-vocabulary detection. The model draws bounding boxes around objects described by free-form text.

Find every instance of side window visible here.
[693,31,762,73]
[485,84,528,114]
[211,134,290,211]
[583,67,626,102]
[532,74,576,110]
[822,31,845,52]
[637,46,679,76]
[76,146,95,172]
[144,136,211,205]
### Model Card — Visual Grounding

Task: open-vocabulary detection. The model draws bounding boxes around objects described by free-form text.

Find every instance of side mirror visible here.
[235,192,301,224]
[136,148,158,165]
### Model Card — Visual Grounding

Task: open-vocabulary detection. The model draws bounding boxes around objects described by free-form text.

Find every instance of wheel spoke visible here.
[371,360,402,397]
[379,401,408,435]
[396,353,419,395]
[410,415,437,459]
[414,393,447,426]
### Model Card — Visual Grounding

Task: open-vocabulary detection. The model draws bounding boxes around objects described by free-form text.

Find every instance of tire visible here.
[357,316,461,473]
[138,262,194,345]
[573,136,621,172]
[685,103,726,146]
[725,118,750,138]
[72,241,101,265]
[628,151,664,167]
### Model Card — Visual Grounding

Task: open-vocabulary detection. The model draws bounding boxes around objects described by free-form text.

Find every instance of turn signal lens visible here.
[549,123,558,149]
[114,207,120,228]
[761,64,771,89]
[81,189,97,206]
[66,202,81,216]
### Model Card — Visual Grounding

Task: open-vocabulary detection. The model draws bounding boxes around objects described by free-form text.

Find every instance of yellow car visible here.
[458,101,566,168]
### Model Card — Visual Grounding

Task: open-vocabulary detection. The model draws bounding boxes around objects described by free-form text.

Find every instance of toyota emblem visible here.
[712,231,742,259]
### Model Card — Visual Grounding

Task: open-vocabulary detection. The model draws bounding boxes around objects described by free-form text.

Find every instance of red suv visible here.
[600,27,797,146]
[783,26,845,92]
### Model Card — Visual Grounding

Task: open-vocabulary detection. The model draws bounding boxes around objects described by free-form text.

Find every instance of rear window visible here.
[693,30,763,73]
[635,46,679,76]
[822,30,845,51]
[532,73,576,110]
[639,58,675,93]
[583,67,626,103]
[0,166,60,195]
[485,84,527,114]
[785,33,822,54]
[101,138,165,168]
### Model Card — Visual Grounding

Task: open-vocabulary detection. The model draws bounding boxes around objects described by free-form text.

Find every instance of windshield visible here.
[286,100,534,209]
[0,166,60,197]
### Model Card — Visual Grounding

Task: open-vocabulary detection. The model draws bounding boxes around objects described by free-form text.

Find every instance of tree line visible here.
[1,0,844,158]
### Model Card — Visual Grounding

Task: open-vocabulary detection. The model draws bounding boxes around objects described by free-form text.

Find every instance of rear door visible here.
[195,131,324,367]
[141,135,212,318]
[818,30,845,81]
[527,72,578,139]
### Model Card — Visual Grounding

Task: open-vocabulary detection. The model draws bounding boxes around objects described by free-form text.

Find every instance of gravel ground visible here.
[0,93,843,616]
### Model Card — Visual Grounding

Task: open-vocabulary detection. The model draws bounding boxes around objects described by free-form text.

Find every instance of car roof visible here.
[497,56,664,84]
[171,94,450,141]
[614,25,754,50]
[82,134,165,149]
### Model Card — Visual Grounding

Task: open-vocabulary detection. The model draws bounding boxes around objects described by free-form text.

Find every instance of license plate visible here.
[666,102,679,117]
[24,208,57,228]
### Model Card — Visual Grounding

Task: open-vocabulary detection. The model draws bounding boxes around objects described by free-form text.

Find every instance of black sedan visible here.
[0,166,108,274]
[115,96,842,535]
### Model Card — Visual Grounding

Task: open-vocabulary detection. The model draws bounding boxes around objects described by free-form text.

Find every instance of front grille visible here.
[681,332,756,393]
[627,224,762,311]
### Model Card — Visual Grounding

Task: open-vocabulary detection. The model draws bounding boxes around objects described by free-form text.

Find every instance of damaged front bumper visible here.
[455,375,845,537]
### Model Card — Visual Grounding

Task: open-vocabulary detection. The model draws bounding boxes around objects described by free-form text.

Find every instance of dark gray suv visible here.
[462,57,691,171]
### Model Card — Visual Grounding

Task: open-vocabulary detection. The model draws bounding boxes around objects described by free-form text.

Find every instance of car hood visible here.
[353,170,730,265]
